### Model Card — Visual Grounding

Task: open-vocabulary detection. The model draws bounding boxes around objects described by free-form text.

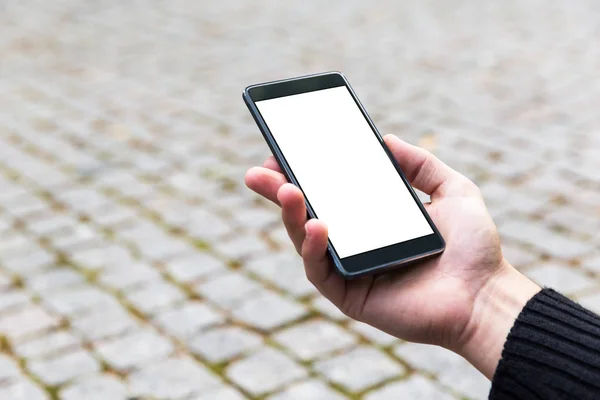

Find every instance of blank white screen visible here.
[256,86,433,258]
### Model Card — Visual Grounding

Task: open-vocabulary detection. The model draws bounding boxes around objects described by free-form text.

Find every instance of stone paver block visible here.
[214,234,271,261]
[499,221,593,259]
[232,290,308,331]
[95,329,174,372]
[154,302,224,340]
[191,386,246,400]
[0,290,31,314]
[13,330,80,359]
[194,271,263,308]
[349,321,399,346]
[0,273,13,291]
[0,354,21,383]
[274,319,357,360]
[524,264,596,295]
[165,253,225,283]
[0,233,33,258]
[2,194,48,218]
[394,342,490,399]
[125,281,185,315]
[226,348,307,396]
[26,268,84,294]
[136,236,193,261]
[61,374,128,400]
[70,245,135,271]
[0,378,48,400]
[71,306,140,341]
[269,380,347,400]
[0,248,55,275]
[246,252,317,297]
[577,293,600,315]
[0,306,59,342]
[189,326,263,363]
[315,346,405,392]
[311,296,348,321]
[128,356,221,399]
[582,255,600,275]
[501,243,539,269]
[28,349,100,385]
[364,375,455,400]
[26,214,77,236]
[98,262,162,291]
[233,207,279,230]
[185,210,232,240]
[42,286,120,317]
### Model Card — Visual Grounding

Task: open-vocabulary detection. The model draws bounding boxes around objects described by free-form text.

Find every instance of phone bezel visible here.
[243,71,445,278]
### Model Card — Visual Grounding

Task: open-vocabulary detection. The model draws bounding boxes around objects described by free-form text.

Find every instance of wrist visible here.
[455,260,541,379]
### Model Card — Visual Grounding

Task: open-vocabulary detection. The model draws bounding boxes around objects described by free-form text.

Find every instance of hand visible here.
[245,134,540,378]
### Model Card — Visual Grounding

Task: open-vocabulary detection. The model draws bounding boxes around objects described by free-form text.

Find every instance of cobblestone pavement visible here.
[1,0,600,399]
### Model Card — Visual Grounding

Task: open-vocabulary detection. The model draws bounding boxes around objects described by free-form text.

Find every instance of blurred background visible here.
[1,0,600,399]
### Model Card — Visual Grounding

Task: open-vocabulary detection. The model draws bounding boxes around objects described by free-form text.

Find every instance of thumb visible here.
[383,134,466,198]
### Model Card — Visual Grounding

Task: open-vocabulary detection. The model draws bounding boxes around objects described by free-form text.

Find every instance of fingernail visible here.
[305,224,311,239]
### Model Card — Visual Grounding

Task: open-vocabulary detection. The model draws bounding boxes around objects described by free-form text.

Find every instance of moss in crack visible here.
[192,239,211,252]
[328,381,361,400]
[227,259,242,270]
[44,385,60,400]
[11,275,24,289]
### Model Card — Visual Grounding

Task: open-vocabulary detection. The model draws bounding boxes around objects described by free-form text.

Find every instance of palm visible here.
[346,192,503,347]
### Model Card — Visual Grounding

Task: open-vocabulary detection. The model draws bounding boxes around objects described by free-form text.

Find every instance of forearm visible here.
[455,260,541,379]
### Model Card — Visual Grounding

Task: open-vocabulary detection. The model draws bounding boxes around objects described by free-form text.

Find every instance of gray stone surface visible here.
[364,375,455,400]
[26,268,84,294]
[12,331,81,360]
[28,349,100,385]
[71,306,140,341]
[165,253,225,283]
[0,354,22,383]
[189,326,263,363]
[60,375,128,400]
[394,343,490,399]
[194,271,263,308]
[311,296,349,321]
[95,329,174,372]
[246,253,317,297]
[191,386,246,400]
[577,293,600,315]
[1,1,600,397]
[0,378,48,400]
[125,281,186,315]
[315,346,405,392]
[232,290,308,331]
[154,302,224,340]
[42,286,120,317]
[274,319,357,360]
[269,380,348,400]
[128,357,221,399]
[349,321,399,346]
[0,306,59,342]
[226,348,307,395]
[98,262,162,291]
[524,264,596,294]
[0,290,31,314]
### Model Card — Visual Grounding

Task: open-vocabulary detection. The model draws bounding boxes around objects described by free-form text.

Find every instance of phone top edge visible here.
[244,71,346,101]
[244,71,345,91]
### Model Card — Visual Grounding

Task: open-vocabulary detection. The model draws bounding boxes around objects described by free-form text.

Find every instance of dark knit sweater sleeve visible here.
[489,288,600,400]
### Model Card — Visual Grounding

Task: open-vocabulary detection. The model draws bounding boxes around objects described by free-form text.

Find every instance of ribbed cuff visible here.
[489,289,600,400]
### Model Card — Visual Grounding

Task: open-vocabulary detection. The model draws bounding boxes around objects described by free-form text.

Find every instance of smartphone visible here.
[243,72,444,278]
